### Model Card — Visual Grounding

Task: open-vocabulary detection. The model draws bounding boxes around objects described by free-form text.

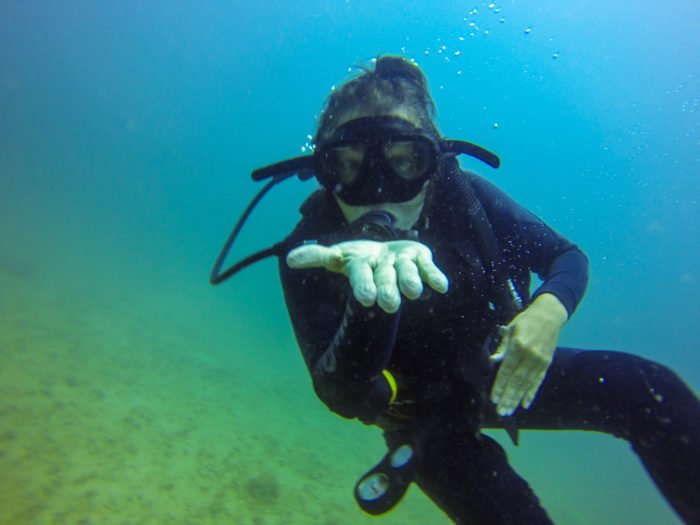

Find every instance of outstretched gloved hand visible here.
[287,240,449,313]
[489,293,568,416]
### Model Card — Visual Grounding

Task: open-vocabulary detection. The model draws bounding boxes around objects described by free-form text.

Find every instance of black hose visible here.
[447,165,521,322]
[210,178,284,285]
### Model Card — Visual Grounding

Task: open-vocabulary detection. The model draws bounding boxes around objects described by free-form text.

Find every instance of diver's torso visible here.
[289,186,500,415]
[385,234,497,408]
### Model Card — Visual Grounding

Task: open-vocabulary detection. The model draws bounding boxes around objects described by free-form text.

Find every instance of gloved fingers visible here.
[374,258,401,313]
[489,327,528,415]
[395,256,423,300]
[522,368,548,409]
[489,325,512,363]
[496,357,538,416]
[346,258,377,307]
[286,244,343,272]
[489,339,517,406]
[414,248,449,293]
[491,350,520,416]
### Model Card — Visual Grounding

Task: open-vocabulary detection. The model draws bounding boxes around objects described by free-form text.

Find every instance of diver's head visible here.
[313,56,440,229]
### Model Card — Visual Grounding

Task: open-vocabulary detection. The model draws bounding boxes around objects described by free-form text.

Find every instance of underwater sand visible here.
[0,261,680,525]
[0,264,452,525]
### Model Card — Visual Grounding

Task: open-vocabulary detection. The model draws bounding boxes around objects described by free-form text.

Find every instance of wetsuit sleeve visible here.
[278,244,400,423]
[470,175,589,317]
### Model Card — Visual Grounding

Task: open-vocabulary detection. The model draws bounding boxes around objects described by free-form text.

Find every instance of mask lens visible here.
[383,139,435,180]
[318,144,365,185]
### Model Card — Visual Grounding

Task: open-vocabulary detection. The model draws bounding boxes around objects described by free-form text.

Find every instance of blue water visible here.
[1,1,698,524]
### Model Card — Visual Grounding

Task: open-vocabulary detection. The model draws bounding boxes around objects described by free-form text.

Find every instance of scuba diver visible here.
[211,56,700,524]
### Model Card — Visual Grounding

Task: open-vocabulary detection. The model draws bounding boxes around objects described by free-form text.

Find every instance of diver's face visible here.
[328,108,433,230]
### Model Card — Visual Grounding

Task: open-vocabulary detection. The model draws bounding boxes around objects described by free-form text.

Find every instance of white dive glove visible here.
[287,240,449,314]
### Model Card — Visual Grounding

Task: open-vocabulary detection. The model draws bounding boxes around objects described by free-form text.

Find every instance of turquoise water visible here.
[1,1,698,523]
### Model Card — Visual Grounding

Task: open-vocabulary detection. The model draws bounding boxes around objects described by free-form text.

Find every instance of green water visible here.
[2,1,698,523]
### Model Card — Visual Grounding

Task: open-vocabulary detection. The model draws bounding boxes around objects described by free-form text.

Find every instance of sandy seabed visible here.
[0,267,452,525]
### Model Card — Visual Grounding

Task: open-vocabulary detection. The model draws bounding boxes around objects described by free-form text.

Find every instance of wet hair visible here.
[315,56,440,143]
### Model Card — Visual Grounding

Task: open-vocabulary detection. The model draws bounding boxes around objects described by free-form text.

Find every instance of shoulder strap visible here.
[442,162,523,323]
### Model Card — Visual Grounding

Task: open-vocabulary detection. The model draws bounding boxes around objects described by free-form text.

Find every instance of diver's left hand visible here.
[489,293,568,417]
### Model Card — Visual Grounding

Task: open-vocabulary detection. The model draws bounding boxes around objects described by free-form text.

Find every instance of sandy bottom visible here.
[0,266,680,525]
[0,268,453,525]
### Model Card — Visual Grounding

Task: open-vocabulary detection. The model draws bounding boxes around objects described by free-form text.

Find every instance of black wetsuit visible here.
[278,163,700,524]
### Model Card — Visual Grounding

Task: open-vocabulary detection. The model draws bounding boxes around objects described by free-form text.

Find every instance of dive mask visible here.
[314,116,440,205]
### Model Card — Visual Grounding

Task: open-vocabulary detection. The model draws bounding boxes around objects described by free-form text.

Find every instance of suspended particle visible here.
[524,27,532,34]
[499,17,506,23]
[552,52,560,59]
[488,2,496,8]
[454,50,462,56]
[457,70,463,76]
[493,122,499,129]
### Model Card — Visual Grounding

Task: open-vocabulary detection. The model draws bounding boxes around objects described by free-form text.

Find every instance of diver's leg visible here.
[411,424,553,524]
[487,348,700,524]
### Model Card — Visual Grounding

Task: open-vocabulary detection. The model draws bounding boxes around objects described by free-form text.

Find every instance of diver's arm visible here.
[470,174,589,317]
[278,259,400,423]
[310,296,401,422]
[469,173,588,415]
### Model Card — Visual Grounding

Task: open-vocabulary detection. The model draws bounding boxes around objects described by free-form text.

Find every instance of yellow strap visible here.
[382,369,398,404]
